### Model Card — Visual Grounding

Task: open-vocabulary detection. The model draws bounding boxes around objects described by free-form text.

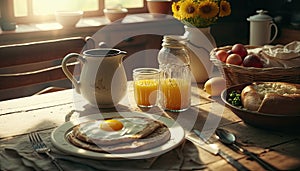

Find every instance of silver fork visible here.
[28,132,64,171]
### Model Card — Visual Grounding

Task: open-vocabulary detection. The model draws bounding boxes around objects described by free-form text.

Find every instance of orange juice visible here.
[134,79,159,107]
[160,78,191,111]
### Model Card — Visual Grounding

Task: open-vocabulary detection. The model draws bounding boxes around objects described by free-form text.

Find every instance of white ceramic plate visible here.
[51,112,185,160]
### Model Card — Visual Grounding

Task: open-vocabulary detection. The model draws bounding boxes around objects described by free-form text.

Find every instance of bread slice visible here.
[67,125,171,153]
[72,118,162,146]
[241,82,300,115]
[240,85,262,111]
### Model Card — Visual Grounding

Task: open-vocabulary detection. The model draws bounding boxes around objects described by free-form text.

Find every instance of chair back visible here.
[0,37,88,100]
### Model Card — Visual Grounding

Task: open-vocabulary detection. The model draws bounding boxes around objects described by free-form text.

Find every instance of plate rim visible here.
[51,111,185,160]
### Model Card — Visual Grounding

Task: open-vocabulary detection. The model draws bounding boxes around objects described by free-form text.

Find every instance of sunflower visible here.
[172,1,181,19]
[219,0,231,17]
[180,0,198,19]
[198,0,219,19]
[171,0,231,28]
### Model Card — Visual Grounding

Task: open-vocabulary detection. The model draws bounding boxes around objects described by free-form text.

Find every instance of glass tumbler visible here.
[158,35,191,112]
[133,68,160,108]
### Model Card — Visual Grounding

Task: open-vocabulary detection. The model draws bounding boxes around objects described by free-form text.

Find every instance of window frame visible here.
[1,0,147,24]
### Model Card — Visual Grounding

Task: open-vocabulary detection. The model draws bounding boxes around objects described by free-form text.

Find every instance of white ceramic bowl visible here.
[103,8,128,22]
[55,11,83,28]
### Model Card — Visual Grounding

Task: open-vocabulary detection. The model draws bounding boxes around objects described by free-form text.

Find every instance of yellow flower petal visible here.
[198,0,219,19]
[219,0,231,17]
[172,2,182,19]
[180,0,198,19]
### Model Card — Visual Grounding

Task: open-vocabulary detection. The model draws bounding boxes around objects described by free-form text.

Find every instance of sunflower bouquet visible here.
[172,0,231,28]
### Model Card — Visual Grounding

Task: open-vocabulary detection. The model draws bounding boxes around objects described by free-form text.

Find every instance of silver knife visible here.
[186,130,250,171]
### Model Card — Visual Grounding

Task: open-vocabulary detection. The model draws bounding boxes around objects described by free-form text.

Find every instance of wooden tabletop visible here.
[0,82,299,171]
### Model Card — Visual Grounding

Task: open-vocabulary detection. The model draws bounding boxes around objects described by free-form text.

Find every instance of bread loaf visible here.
[241,82,300,115]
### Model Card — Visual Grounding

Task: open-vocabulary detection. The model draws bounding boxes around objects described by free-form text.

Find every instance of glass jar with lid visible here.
[158,35,191,112]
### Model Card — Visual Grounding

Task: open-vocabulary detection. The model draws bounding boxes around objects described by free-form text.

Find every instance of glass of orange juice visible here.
[133,68,160,108]
[160,78,191,112]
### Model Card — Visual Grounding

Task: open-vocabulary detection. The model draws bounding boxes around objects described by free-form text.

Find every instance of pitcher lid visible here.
[83,48,126,57]
[247,10,273,21]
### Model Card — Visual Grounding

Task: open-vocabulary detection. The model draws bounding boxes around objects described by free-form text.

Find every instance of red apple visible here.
[231,44,248,59]
[243,54,264,68]
[226,54,242,65]
[216,50,229,62]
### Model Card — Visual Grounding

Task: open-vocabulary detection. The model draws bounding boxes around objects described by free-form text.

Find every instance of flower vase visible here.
[184,26,216,83]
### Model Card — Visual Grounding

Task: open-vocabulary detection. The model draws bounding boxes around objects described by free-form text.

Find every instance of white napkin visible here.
[248,41,300,68]
[0,129,206,171]
[262,41,300,60]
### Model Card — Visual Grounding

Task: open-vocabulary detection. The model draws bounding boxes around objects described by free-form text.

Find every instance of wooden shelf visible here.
[0,13,183,46]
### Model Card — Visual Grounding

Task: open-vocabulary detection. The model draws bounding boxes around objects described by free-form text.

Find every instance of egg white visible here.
[78,118,149,140]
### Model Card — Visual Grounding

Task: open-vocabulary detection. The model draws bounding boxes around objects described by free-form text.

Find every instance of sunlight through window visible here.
[32,0,98,15]
[35,23,62,30]
[11,0,146,23]
[105,0,143,9]
[13,0,99,16]
[13,0,28,17]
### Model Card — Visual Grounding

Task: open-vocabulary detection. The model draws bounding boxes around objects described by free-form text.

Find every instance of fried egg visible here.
[100,119,124,131]
[78,117,152,140]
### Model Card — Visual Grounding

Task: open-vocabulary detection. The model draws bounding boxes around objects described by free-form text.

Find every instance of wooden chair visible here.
[0,37,89,101]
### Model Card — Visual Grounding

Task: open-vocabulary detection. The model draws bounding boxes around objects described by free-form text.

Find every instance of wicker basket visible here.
[210,45,300,87]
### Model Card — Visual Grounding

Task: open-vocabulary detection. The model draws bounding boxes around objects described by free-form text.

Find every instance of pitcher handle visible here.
[269,22,278,44]
[62,53,86,94]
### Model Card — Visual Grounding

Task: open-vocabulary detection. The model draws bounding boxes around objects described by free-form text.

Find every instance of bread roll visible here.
[241,82,300,115]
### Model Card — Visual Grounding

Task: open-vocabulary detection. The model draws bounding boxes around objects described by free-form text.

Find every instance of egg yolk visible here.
[100,119,123,131]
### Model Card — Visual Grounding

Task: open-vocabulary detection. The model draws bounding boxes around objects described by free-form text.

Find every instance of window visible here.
[14,0,99,17]
[1,0,146,24]
[105,0,144,9]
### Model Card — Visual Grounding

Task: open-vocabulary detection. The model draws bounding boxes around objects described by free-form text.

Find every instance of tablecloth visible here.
[0,129,206,171]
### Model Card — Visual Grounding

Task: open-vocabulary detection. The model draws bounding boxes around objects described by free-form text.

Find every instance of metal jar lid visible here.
[247,10,273,22]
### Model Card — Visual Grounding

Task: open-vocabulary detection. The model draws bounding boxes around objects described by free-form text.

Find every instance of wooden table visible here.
[1,82,300,171]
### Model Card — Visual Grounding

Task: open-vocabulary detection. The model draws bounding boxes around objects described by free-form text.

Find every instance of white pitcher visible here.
[247,10,278,46]
[62,48,127,108]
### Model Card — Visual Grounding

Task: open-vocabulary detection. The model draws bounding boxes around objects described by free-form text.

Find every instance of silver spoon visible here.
[215,128,278,171]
